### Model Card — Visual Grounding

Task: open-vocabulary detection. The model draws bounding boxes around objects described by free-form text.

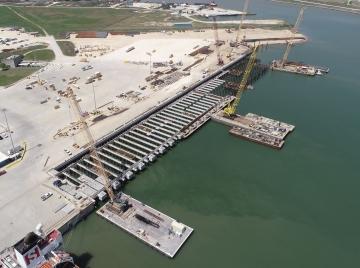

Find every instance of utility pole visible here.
[146,52,152,74]
[91,83,97,112]
[2,109,15,153]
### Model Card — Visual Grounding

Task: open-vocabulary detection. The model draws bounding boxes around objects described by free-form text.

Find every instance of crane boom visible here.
[212,17,224,65]
[228,0,250,58]
[66,87,116,202]
[235,0,250,44]
[224,45,259,117]
[281,6,305,66]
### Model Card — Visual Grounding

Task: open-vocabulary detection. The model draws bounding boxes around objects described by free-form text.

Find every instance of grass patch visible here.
[0,6,42,33]
[0,45,48,60]
[57,40,76,56]
[11,7,189,38]
[0,67,39,86]
[24,49,55,61]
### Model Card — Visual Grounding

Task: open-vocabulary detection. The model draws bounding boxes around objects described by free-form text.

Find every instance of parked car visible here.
[41,192,53,201]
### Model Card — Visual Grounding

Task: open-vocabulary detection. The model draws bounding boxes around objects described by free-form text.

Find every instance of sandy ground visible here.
[0,27,305,249]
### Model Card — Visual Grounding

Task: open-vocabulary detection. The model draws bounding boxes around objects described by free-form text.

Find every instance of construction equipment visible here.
[281,6,305,66]
[65,86,116,203]
[212,17,224,66]
[233,0,250,47]
[228,0,250,58]
[224,45,259,117]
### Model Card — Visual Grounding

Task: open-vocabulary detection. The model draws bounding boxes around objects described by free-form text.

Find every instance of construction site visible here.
[0,0,323,260]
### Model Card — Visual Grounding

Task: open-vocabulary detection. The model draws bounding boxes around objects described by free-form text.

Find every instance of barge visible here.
[97,193,193,258]
[212,111,295,149]
[271,60,329,76]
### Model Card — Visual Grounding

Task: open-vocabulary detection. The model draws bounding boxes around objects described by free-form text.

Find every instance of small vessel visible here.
[0,225,79,268]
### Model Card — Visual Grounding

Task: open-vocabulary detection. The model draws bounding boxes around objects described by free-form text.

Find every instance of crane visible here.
[212,17,224,65]
[224,45,259,117]
[65,86,116,203]
[235,0,250,46]
[281,6,305,66]
[228,0,250,58]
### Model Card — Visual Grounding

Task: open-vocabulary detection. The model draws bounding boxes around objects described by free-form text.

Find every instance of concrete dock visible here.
[53,78,234,200]
[97,193,193,258]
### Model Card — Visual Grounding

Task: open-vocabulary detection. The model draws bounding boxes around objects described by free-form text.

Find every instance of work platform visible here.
[97,193,193,258]
[271,60,329,76]
[212,111,295,149]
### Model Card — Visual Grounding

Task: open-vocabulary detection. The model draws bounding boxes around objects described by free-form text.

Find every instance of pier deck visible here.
[97,194,193,258]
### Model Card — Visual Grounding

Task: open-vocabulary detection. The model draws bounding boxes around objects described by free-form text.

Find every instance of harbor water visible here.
[63,1,360,267]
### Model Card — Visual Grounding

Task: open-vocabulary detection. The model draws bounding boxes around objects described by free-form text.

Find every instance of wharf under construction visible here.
[43,0,302,256]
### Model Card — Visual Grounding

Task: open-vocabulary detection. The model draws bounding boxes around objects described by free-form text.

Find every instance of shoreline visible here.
[272,0,360,15]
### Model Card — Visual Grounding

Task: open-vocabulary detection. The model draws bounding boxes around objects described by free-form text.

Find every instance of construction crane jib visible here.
[235,0,250,45]
[224,45,259,117]
[66,86,116,203]
[212,17,224,66]
[281,6,305,66]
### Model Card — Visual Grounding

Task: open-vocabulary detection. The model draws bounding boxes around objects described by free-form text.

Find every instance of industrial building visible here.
[1,55,23,68]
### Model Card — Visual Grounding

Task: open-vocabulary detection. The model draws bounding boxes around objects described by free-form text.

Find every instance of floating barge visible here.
[271,60,329,76]
[212,111,295,149]
[97,193,193,258]
[229,126,284,149]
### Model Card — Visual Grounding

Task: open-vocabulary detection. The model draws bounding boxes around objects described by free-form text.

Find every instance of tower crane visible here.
[224,45,259,117]
[65,86,116,203]
[212,17,224,66]
[281,6,305,67]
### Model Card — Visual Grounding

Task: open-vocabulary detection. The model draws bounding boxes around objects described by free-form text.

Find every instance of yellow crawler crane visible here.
[224,45,259,117]
[66,86,116,203]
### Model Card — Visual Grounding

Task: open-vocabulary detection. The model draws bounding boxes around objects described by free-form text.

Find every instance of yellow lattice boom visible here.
[224,45,259,117]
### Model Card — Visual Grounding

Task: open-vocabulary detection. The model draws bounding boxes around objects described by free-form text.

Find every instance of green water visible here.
[63,2,360,267]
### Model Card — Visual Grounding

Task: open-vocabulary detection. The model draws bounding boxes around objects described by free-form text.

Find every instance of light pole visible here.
[146,52,152,74]
[2,109,15,153]
[91,82,97,112]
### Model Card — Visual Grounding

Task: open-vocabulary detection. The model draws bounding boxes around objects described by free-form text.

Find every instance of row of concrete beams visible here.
[108,142,142,160]
[174,104,203,116]
[119,136,153,153]
[148,117,182,132]
[124,133,158,150]
[176,98,213,113]
[134,127,169,141]
[161,107,194,122]
[143,120,178,135]
[112,139,147,157]
[103,145,135,165]
[136,124,171,139]
[129,130,163,146]
[158,111,191,125]
[98,151,126,171]
[167,106,196,121]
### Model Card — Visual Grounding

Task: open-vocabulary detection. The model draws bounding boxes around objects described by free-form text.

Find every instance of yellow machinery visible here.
[224,45,259,117]
[66,86,116,203]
